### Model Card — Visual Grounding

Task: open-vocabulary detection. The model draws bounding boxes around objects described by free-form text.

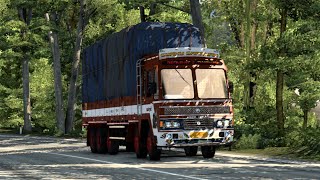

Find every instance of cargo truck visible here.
[82,22,234,160]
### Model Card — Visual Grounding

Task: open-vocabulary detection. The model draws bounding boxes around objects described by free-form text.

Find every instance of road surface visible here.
[0,134,319,179]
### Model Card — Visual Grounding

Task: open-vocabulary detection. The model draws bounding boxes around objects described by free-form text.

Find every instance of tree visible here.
[65,0,87,134]
[17,4,33,133]
[276,4,287,137]
[272,0,320,137]
[139,6,146,22]
[45,12,65,134]
[296,81,320,129]
[243,0,251,110]
[189,0,205,44]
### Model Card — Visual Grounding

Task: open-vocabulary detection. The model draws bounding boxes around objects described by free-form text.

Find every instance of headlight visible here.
[172,121,180,128]
[224,120,230,127]
[160,120,183,129]
[216,120,223,127]
[165,121,172,128]
[215,119,232,128]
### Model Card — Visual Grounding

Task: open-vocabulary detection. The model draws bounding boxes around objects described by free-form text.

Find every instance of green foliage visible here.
[30,58,55,131]
[118,0,172,10]
[0,0,9,21]
[296,80,320,112]
[288,127,320,156]
[215,0,320,151]
[84,0,140,46]
[150,1,190,23]
[0,48,24,128]
[235,134,262,149]
[0,0,319,155]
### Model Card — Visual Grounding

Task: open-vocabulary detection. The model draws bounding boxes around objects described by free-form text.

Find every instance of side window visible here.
[142,71,147,97]
[154,68,159,99]
[146,70,157,97]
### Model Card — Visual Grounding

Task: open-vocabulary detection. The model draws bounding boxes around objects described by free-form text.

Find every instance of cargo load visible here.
[82,22,204,103]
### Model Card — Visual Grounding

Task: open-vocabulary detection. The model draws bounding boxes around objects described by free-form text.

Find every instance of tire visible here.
[184,146,198,156]
[89,127,97,153]
[201,146,216,158]
[108,140,119,155]
[96,127,107,154]
[125,142,135,152]
[134,136,147,158]
[148,148,161,161]
[147,136,161,161]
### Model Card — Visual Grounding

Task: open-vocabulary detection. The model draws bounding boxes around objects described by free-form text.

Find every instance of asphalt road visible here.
[0,134,319,180]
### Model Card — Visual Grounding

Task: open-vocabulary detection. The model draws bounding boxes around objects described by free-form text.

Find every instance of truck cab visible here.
[137,47,234,159]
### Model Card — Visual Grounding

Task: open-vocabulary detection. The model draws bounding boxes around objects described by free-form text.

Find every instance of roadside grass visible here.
[220,147,320,161]
[0,127,85,140]
[0,128,19,134]
[231,147,291,156]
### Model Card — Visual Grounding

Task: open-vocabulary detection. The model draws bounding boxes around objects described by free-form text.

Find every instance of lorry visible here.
[82,22,234,160]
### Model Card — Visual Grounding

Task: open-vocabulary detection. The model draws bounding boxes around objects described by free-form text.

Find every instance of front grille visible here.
[164,106,230,115]
[184,118,213,130]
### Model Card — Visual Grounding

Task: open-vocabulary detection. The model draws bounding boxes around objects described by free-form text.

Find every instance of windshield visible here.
[161,69,194,99]
[196,69,228,98]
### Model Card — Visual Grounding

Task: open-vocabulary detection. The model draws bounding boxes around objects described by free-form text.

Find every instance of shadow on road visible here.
[0,133,319,180]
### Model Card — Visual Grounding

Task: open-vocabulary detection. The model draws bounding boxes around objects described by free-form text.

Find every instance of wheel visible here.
[96,127,107,154]
[89,127,97,153]
[134,136,147,158]
[107,140,119,155]
[201,146,216,158]
[184,146,198,156]
[147,136,161,161]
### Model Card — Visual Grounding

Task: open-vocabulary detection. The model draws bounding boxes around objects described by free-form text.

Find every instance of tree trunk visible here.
[276,70,284,134]
[239,22,245,48]
[263,21,268,45]
[22,56,32,132]
[243,0,251,110]
[303,110,308,129]
[139,6,146,22]
[65,0,86,134]
[250,0,258,50]
[276,8,287,137]
[249,0,258,108]
[149,3,157,16]
[19,8,32,133]
[45,13,65,134]
[263,4,272,45]
[189,0,205,45]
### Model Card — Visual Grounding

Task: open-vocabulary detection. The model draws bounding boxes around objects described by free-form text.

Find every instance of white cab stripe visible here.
[83,104,153,117]
[109,126,125,129]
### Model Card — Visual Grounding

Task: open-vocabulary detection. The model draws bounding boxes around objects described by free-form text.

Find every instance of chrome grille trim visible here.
[163,106,230,115]
[184,118,213,130]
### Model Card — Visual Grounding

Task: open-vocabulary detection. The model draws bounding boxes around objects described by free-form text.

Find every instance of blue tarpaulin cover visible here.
[82,22,204,103]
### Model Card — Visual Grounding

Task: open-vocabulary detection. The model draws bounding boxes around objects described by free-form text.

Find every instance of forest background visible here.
[0,0,319,157]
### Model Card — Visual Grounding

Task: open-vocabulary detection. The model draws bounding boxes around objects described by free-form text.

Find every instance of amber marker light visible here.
[159,121,164,128]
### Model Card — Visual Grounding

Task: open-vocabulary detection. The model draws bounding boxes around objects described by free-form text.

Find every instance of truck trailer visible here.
[82,22,234,160]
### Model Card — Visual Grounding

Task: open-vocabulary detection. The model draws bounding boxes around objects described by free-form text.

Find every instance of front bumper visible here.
[157,128,234,147]
[170,140,233,147]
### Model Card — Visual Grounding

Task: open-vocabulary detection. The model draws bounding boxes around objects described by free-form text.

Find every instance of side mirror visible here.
[147,82,157,97]
[229,81,234,94]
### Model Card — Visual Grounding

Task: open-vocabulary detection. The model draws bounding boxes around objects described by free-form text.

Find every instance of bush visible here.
[235,134,261,149]
[290,127,320,156]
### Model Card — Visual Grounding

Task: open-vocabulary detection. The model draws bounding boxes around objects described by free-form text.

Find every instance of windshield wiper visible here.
[175,69,192,87]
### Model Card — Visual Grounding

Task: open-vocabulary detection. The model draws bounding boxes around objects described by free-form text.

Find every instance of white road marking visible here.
[48,152,208,180]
